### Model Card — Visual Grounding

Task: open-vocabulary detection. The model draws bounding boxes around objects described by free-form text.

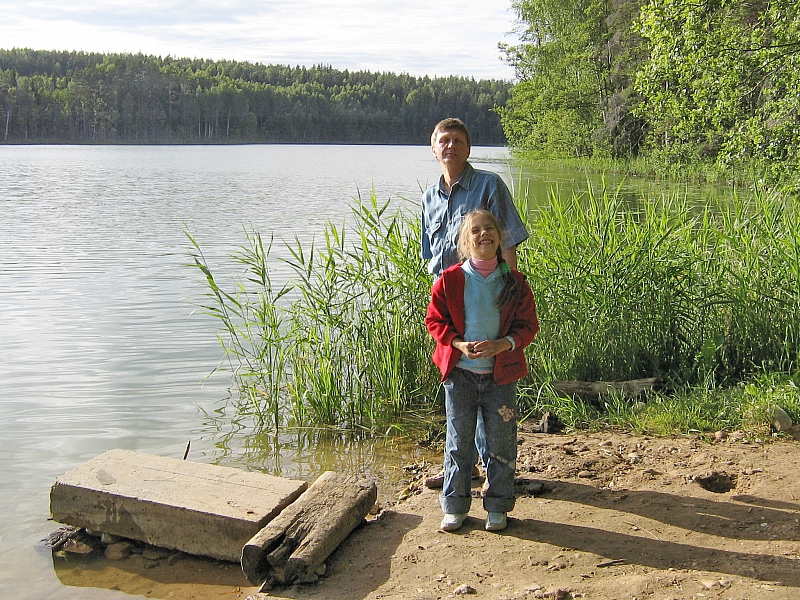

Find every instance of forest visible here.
[0,49,510,145]
[501,0,800,178]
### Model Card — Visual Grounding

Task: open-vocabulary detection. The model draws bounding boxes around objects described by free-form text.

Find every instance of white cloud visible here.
[0,0,519,80]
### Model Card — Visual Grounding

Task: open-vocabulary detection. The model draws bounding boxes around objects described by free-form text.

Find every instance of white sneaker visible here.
[440,513,468,531]
[485,511,507,531]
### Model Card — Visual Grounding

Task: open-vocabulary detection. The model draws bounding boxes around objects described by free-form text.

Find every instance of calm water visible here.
[0,144,518,598]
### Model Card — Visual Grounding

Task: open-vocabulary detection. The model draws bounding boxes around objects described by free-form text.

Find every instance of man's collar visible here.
[438,162,474,194]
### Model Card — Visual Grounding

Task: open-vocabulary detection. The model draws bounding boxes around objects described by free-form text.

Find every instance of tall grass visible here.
[520,181,800,387]
[190,180,800,435]
[189,192,440,432]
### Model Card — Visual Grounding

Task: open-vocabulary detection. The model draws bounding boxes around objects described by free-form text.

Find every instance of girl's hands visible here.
[452,338,512,360]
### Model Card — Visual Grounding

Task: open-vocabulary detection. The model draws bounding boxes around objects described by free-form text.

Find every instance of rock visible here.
[142,546,171,560]
[61,538,94,554]
[769,406,793,431]
[743,468,763,475]
[714,430,728,442]
[425,471,445,489]
[104,541,133,560]
[453,584,477,595]
[577,471,594,479]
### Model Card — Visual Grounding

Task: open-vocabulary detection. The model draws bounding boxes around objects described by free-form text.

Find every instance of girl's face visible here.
[467,213,500,260]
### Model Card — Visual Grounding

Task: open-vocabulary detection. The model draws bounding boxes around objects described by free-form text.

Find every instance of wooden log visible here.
[241,471,377,586]
[550,377,664,403]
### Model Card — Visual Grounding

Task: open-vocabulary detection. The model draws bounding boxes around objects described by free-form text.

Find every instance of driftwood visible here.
[241,471,377,586]
[549,377,664,403]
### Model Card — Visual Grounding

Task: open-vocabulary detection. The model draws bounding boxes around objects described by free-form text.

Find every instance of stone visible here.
[105,541,133,561]
[142,546,171,560]
[769,406,793,431]
[50,449,307,562]
[453,584,477,595]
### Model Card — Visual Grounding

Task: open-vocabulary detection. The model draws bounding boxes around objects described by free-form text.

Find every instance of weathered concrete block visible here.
[50,449,307,562]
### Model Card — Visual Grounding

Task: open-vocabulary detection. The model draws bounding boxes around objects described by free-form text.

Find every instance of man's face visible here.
[432,128,470,169]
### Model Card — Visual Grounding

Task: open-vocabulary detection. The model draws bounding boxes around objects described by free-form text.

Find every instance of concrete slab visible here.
[50,449,307,562]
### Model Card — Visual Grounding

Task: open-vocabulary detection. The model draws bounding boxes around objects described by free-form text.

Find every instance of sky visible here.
[0,0,521,81]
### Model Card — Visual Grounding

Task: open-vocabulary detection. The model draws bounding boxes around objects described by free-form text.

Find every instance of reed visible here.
[189,191,441,432]
[190,179,800,436]
[520,181,800,387]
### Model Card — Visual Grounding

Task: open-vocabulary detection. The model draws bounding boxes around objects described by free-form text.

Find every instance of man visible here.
[421,117,528,277]
[421,117,529,487]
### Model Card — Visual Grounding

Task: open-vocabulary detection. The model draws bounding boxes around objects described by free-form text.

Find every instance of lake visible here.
[0,143,520,598]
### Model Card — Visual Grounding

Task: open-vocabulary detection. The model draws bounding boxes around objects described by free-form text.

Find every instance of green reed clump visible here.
[189,192,441,432]
[519,181,800,387]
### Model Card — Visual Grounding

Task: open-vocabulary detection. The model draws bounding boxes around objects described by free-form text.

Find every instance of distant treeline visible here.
[0,49,511,145]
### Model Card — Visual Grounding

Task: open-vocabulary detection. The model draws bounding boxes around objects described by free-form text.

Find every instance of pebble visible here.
[104,541,133,561]
[100,532,120,544]
[142,546,172,560]
[743,468,763,475]
[577,470,594,478]
[453,583,477,595]
[770,406,793,431]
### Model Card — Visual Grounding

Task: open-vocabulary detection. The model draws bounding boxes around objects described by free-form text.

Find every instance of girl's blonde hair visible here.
[456,209,519,309]
[457,208,503,261]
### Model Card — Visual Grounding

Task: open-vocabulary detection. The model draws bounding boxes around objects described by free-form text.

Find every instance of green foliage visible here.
[500,0,647,158]
[505,0,800,181]
[191,180,800,436]
[188,192,441,432]
[0,49,510,144]
[521,181,800,386]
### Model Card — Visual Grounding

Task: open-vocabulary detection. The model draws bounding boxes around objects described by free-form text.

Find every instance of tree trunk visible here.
[241,471,377,586]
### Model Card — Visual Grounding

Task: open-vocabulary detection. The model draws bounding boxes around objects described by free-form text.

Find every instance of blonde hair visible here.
[456,209,519,309]
[457,208,503,261]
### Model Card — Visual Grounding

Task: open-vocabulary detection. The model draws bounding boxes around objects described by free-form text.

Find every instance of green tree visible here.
[500,0,645,158]
[634,0,800,175]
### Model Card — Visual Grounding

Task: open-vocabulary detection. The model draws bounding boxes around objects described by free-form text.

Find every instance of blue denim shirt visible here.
[421,162,529,277]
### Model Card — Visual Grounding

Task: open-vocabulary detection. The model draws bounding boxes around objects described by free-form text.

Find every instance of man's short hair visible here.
[431,118,471,148]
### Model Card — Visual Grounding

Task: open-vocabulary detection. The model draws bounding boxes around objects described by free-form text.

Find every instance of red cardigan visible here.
[425,264,539,386]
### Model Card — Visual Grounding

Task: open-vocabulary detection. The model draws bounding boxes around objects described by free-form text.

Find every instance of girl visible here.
[425,209,539,532]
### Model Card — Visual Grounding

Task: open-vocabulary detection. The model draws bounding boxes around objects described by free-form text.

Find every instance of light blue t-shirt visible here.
[456,260,502,374]
[421,162,529,277]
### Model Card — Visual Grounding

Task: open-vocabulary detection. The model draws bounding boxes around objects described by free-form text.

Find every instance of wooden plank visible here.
[50,449,307,562]
[241,471,377,586]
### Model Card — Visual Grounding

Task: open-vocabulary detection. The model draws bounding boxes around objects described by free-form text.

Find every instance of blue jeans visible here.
[440,368,517,514]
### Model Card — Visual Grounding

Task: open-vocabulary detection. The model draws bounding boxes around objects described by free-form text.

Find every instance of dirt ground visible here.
[54,426,800,600]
